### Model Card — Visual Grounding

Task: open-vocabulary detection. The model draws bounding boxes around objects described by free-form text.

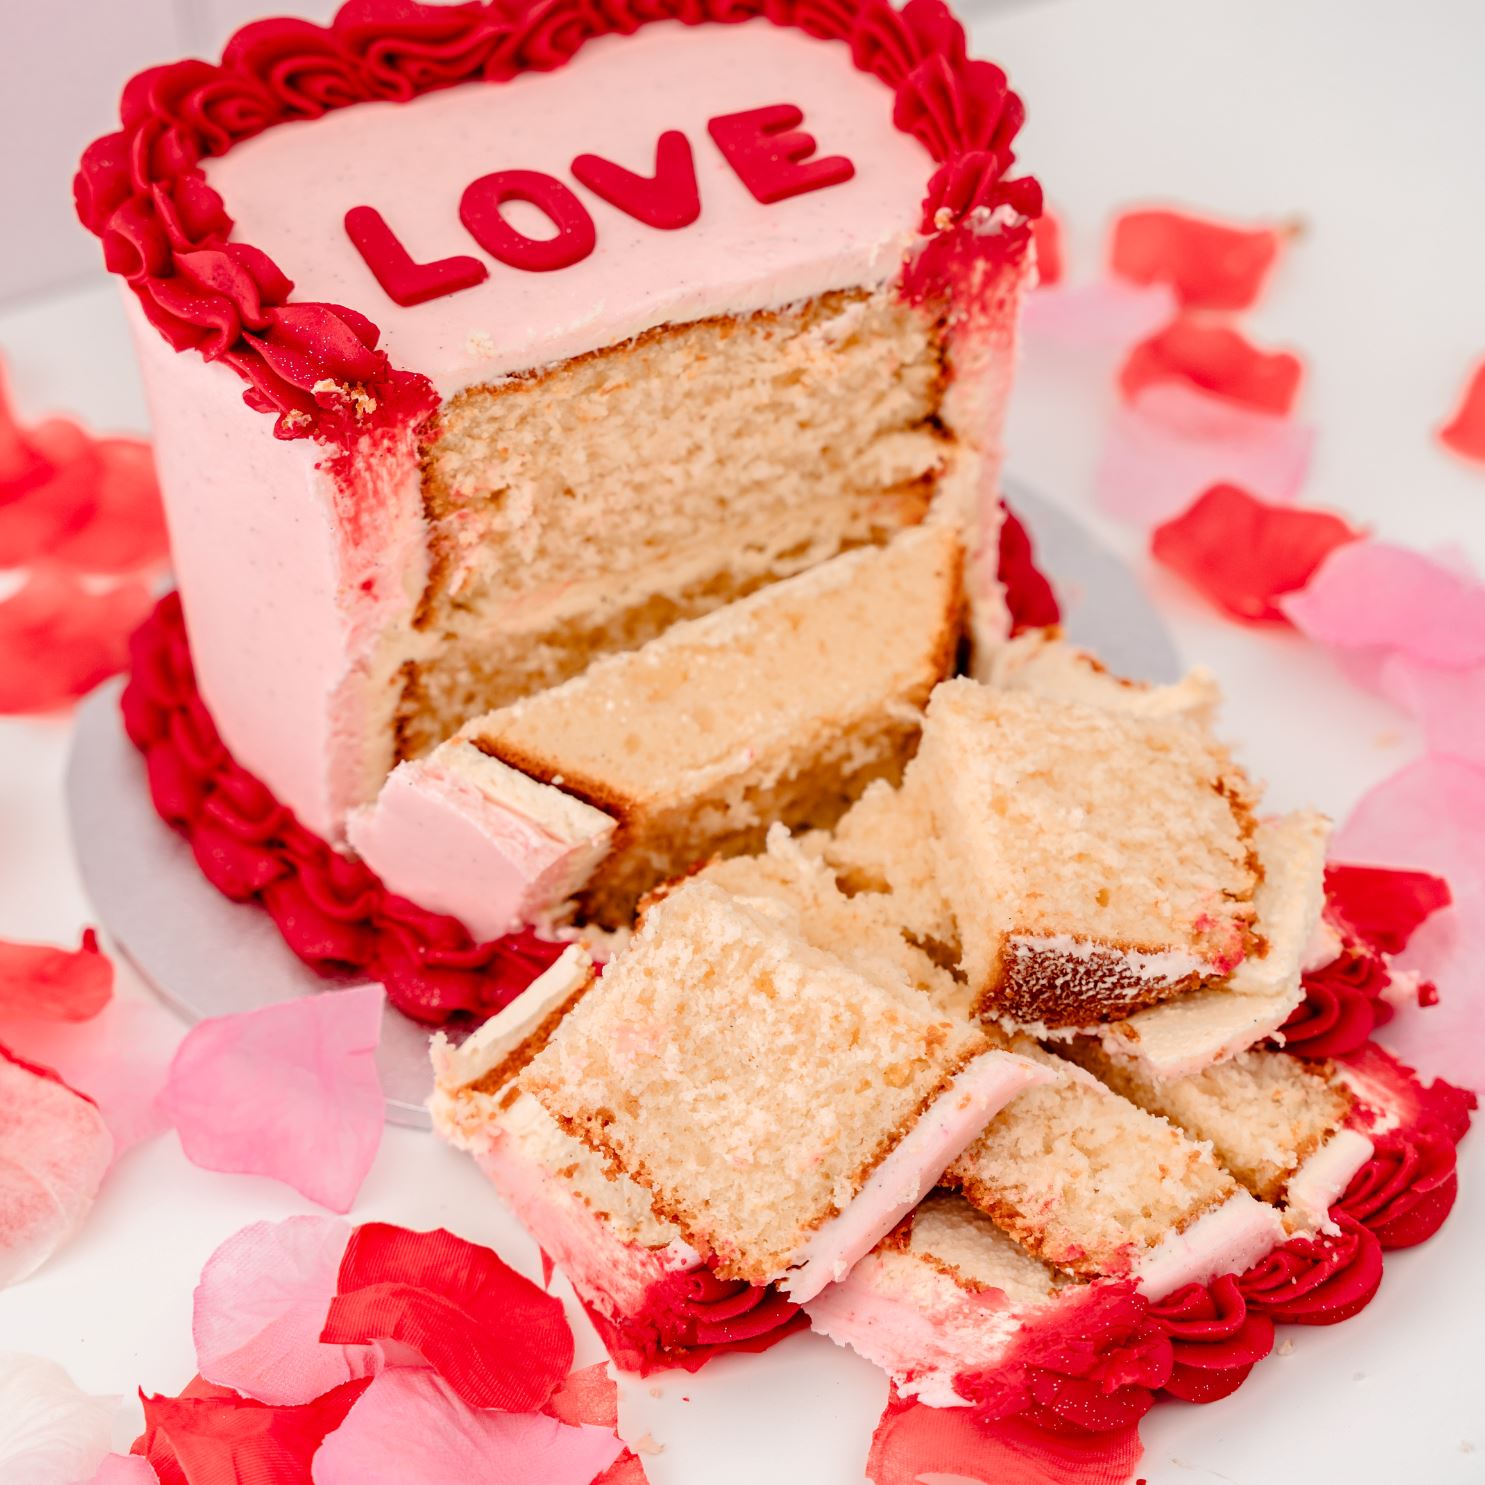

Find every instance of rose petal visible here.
[1151,483,1360,623]
[1020,280,1177,347]
[193,1216,382,1405]
[0,930,113,1022]
[0,569,155,714]
[159,985,384,1212]
[1375,654,1485,769]
[1031,210,1064,288]
[1323,863,1452,956]
[47,439,170,576]
[321,1223,573,1411]
[138,1376,369,1485]
[0,994,181,1156]
[0,1351,117,1485]
[1438,358,1485,463]
[0,1047,113,1287]
[1280,540,1485,669]
[1097,382,1315,528]
[309,1370,623,1485]
[1120,319,1304,414]
[866,1392,1144,1485]
[1109,207,1284,310]
[1333,757,1485,1089]
[77,1454,160,1485]
[998,502,1060,632]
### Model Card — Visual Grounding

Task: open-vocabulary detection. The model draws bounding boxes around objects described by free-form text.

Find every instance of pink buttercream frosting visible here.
[203,22,934,393]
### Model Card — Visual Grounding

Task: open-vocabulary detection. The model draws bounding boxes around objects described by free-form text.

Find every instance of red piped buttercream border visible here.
[75,0,1040,446]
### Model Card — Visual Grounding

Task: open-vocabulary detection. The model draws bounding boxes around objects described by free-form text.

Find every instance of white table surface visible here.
[2,1,1483,1481]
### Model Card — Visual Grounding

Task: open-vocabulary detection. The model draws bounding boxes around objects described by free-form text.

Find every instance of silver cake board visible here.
[65,483,1181,1129]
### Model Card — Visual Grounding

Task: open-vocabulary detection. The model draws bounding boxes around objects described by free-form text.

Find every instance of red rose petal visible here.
[1438,358,1485,464]
[1120,319,1304,414]
[0,929,113,1022]
[136,1376,369,1485]
[1110,207,1285,310]
[0,568,154,714]
[866,1391,1144,1485]
[1324,863,1452,956]
[1151,483,1361,623]
[0,1044,113,1287]
[48,438,170,575]
[1031,210,1064,287]
[998,502,1060,632]
[321,1223,574,1412]
[542,1362,651,1483]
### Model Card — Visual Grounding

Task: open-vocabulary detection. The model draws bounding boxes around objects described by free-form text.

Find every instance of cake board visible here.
[65,482,1181,1129]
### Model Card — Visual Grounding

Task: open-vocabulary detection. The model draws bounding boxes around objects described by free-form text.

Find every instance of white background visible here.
[1,1,1483,1482]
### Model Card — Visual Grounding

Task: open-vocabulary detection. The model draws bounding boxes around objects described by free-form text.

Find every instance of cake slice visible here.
[945,1039,1285,1294]
[1062,1042,1373,1229]
[899,677,1262,1026]
[350,527,962,935]
[521,878,1049,1301]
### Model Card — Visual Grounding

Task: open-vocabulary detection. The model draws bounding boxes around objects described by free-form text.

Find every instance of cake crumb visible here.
[632,1433,664,1456]
[1277,1338,1295,1356]
[647,1385,664,1398]
[1460,1441,1475,1454]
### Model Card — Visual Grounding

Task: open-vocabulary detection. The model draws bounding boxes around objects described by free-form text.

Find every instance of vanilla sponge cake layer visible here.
[399,287,953,756]
[451,526,962,925]
[947,1039,1238,1280]
[522,878,1004,1290]
[907,678,1261,1025]
[1065,1042,1354,1209]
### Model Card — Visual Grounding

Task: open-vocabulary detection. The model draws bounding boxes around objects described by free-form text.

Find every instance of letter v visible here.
[571,130,701,230]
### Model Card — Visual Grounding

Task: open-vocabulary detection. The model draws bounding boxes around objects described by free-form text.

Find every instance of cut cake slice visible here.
[901,677,1262,1026]
[1064,1041,1373,1228]
[945,1039,1285,1295]
[521,877,1049,1301]
[350,526,962,935]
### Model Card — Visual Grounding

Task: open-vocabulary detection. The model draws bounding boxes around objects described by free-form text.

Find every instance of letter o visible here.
[459,169,597,272]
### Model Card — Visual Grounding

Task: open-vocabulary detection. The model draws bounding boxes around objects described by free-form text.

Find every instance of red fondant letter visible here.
[459,170,597,273]
[707,104,855,205]
[571,130,701,231]
[344,206,488,307]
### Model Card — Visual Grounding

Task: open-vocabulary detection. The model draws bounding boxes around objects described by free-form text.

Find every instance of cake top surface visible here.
[204,21,932,394]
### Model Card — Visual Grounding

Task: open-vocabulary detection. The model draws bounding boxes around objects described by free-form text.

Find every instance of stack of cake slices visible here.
[430,635,1400,1408]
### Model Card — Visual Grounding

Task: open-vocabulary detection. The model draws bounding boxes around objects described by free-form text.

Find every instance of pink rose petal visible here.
[0,1048,113,1287]
[1,994,181,1156]
[1020,280,1177,348]
[74,1453,159,1485]
[1333,757,1485,1090]
[1375,655,1485,768]
[0,1351,117,1485]
[1096,381,1315,528]
[1281,541,1485,669]
[160,986,384,1213]
[309,1370,624,1485]
[194,1216,381,1405]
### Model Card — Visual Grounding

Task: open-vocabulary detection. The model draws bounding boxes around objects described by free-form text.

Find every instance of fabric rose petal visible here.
[78,1454,160,1484]
[1438,358,1485,463]
[321,1223,573,1411]
[0,568,154,715]
[193,1215,382,1405]
[0,1047,113,1287]
[1151,483,1360,623]
[1019,280,1176,348]
[137,1375,370,1485]
[1109,207,1285,310]
[0,1351,118,1485]
[1280,540,1485,669]
[1096,382,1315,529]
[1030,210,1064,287]
[0,930,113,1021]
[160,984,384,1212]
[866,1391,1144,1485]
[1323,864,1451,957]
[1120,319,1304,414]
[310,1369,624,1485]
[542,1364,648,1485]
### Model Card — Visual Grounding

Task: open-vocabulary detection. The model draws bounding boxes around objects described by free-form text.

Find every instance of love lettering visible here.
[342,103,855,308]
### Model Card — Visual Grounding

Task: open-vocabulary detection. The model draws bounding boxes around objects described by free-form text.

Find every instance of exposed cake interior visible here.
[521,877,1037,1296]
[402,287,953,755]
[410,525,962,926]
[946,1039,1242,1281]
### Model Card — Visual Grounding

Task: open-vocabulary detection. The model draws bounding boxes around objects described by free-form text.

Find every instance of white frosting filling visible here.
[1132,1190,1287,1300]
[777,1051,1049,1302]
[1285,1128,1374,1234]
